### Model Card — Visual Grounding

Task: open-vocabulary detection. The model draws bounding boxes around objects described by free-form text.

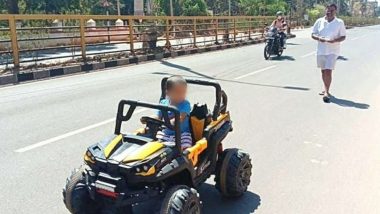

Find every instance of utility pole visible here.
[264,0,266,15]
[117,0,121,15]
[337,0,340,14]
[228,0,231,16]
[170,0,174,16]
[287,0,293,35]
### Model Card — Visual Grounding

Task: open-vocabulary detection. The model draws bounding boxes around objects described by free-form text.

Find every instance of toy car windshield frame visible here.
[114,100,182,152]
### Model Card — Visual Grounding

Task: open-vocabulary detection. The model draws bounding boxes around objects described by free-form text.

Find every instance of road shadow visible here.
[337,56,348,61]
[200,183,261,214]
[330,96,370,109]
[271,55,296,61]
[151,71,310,92]
[133,183,261,214]
[285,42,301,45]
[159,60,215,79]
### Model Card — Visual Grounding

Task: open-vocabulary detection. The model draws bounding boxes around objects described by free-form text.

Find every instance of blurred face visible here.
[277,15,282,20]
[167,83,187,104]
[326,6,336,20]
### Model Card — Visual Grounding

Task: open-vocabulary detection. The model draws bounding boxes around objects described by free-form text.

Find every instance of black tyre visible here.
[160,185,201,214]
[277,49,283,57]
[63,165,100,214]
[264,44,271,60]
[215,148,252,198]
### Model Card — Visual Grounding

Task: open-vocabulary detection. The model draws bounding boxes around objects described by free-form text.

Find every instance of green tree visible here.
[206,0,227,15]
[16,0,115,15]
[239,0,287,16]
[239,0,261,16]
[265,0,287,15]
[0,1,6,13]
[306,4,325,22]
[154,0,184,16]
[182,0,207,16]
[6,0,19,14]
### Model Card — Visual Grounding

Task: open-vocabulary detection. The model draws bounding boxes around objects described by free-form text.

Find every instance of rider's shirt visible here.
[157,98,191,135]
[312,17,346,55]
[272,19,286,32]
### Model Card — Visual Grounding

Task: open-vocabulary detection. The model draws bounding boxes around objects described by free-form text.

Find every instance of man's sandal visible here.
[319,91,332,96]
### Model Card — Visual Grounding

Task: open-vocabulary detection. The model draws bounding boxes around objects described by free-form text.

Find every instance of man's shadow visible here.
[329,96,370,109]
[199,183,261,214]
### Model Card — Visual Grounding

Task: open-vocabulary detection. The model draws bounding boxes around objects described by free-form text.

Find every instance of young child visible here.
[156,75,192,150]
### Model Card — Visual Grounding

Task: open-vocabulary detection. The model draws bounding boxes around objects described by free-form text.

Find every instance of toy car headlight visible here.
[135,167,141,173]
[135,164,150,173]
[84,151,95,163]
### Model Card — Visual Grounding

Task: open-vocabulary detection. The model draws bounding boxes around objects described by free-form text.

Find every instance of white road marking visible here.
[15,108,147,153]
[310,159,321,164]
[301,51,316,58]
[351,35,365,41]
[310,159,328,165]
[234,65,277,80]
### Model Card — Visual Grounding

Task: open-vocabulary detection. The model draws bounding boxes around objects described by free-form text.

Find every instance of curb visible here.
[0,35,296,86]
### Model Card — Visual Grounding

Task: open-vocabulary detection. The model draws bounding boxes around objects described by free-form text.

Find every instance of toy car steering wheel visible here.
[140,116,166,140]
[140,116,165,127]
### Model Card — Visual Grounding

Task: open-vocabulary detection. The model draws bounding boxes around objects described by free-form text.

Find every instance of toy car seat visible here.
[190,103,212,142]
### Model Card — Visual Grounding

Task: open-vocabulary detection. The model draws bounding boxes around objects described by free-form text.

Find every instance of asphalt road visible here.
[1,25,380,214]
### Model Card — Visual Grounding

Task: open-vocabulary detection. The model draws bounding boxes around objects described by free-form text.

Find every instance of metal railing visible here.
[0,15,276,70]
[292,16,380,28]
[0,15,379,71]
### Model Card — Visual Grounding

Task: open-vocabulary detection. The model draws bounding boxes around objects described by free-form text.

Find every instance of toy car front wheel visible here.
[215,148,252,197]
[160,185,201,214]
[63,165,100,214]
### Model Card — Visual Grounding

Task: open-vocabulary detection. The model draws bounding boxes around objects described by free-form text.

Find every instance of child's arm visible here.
[169,101,191,126]
[169,113,186,124]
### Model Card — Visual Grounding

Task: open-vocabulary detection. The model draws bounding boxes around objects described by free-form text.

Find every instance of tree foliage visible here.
[306,4,325,21]
[0,0,373,17]
[239,0,287,16]
[182,0,208,16]
[6,0,19,14]
[154,0,184,16]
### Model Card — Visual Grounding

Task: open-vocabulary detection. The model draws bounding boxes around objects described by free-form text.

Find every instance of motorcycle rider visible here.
[271,11,287,49]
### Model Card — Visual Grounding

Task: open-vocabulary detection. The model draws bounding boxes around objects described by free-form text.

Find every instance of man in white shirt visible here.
[312,4,346,103]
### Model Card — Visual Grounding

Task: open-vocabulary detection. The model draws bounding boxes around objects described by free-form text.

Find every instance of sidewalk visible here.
[0,32,264,72]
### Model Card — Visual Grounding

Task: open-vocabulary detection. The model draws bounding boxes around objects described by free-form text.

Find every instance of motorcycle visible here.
[264,27,285,60]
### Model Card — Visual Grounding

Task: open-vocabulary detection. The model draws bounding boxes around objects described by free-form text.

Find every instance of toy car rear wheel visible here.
[160,185,201,214]
[215,148,252,197]
[63,165,100,214]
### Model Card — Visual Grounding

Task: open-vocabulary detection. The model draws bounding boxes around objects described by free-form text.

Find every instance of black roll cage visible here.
[160,78,228,121]
[114,78,228,153]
